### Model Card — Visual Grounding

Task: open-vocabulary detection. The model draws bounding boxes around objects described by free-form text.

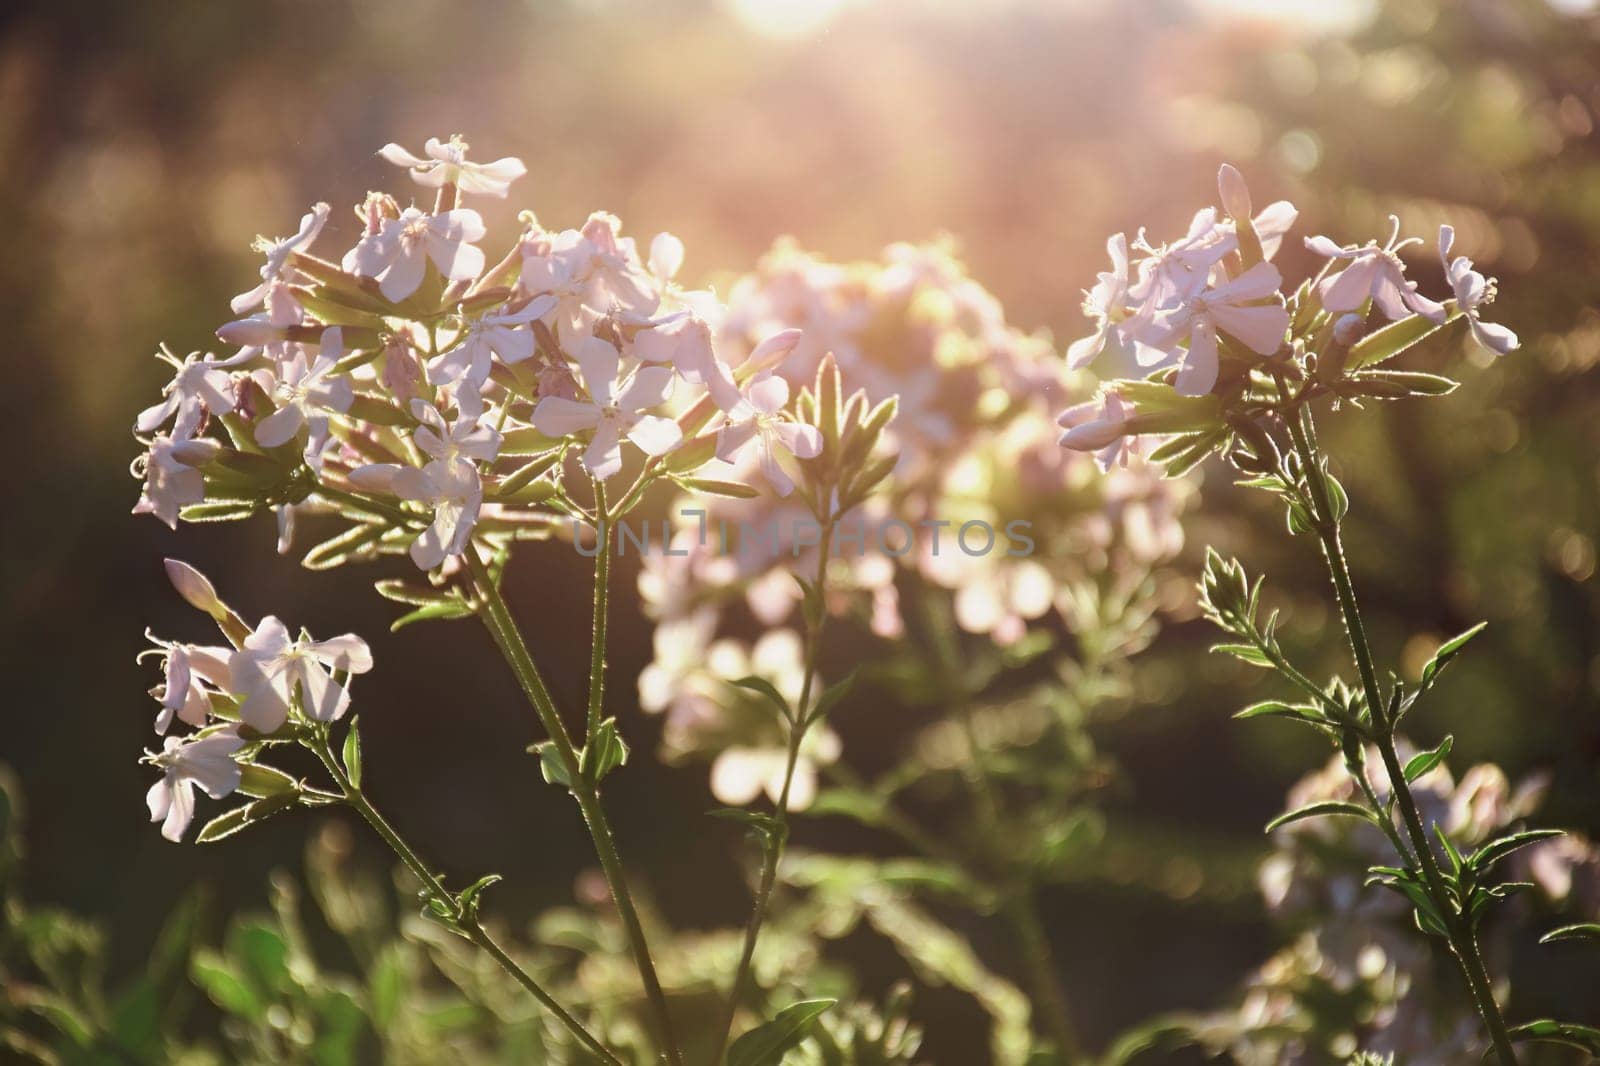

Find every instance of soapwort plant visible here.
[130,136,902,1065]
[1060,164,1592,1062]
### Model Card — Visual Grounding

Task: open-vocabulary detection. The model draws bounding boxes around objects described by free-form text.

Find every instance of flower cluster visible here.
[1057,164,1518,473]
[1180,750,1598,1065]
[140,560,366,841]
[131,134,815,580]
[633,240,1187,805]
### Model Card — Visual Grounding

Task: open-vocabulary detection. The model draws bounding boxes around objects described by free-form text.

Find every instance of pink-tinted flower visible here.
[1305,217,1446,322]
[378,136,526,198]
[132,435,207,528]
[229,617,373,731]
[232,203,330,315]
[531,337,681,478]
[136,349,237,441]
[716,374,822,496]
[145,728,245,842]
[1146,261,1290,396]
[344,207,487,302]
[1438,225,1518,356]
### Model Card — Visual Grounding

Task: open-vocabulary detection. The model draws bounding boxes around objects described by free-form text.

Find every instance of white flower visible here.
[1066,233,1131,369]
[232,203,330,315]
[638,609,718,716]
[254,330,354,454]
[428,294,558,387]
[378,136,526,198]
[136,349,237,441]
[952,558,1055,645]
[145,728,245,842]
[1305,217,1447,323]
[411,400,501,466]
[1128,208,1238,312]
[630,312,719,380]
[344,207,487,302]
[1145,261,1290,396]
[229,617,373,732]
[132,435,206,528]
[710,731,841,810]
[148,639,232,734]
[531,336,681,478]
[349,458,485,570]
[715,374,823,496]
[1438,225,1518,356]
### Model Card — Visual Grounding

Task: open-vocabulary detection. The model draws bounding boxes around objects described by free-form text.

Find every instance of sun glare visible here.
[724,0,856,39]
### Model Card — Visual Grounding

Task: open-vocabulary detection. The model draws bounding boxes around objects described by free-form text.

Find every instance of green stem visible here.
[304,730,621,1065]
[920,591,1082,1063]
[464,545,686,1066]
[712,517,836,1063]
[587,478,612,741]
[1284,409,1518,1066]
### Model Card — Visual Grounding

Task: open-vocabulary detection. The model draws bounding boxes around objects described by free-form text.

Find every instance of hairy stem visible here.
[711,517,836,1063]
[304,730,622,1065]
[464,545,686,1066]
[1284,409,1518,1066]
[587,478,612,741]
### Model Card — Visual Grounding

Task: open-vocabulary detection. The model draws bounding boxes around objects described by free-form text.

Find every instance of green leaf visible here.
[1233,700,1326,725]
[1337,369,1460,399]
[342,718,363,790]
[1265,801,1376,833]
[1472,828,1565,874]
[1210,642,1274,668]
[191,952,262,1018]
[237,763,299,798]
[367,944,406,1029]
[808,669,859,722]
[1402,736,1453,782]
[728,998,836,1066]
[1347,307,1458,369]
[1418,622,1487,689]
[195,791,302,842]
[1540,922,1600,945]
[708,808,784,848]
[581,718,630,784]
[457,874,503,921]
[531,741,574,789]
[303,521,386,571]
[677,477,760,499]
[730,675,793,720]
[1509,1019,1600,1054]
[390,598,475,631]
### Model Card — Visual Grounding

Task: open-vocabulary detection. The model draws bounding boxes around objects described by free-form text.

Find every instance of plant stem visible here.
[711,517,836,1063]
[464,544,686,1066]
[921,590,1083,1063]
[587,478,612,741]
[304,730,622,1065]
[1284,409,1518,1066]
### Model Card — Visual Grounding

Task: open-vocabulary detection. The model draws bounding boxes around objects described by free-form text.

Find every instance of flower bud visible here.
[742,328,803,378]
[1218,163,1253,220]
[165,559,224,616]
[1332,313,1367,346]
[169,438,222,468]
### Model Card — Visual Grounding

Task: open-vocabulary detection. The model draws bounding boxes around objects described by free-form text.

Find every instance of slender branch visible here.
[586,477,612,741]
[711,516,837,1062]
[1284,408,1519,1066]
[303,729,622,1065]
[463,544,686,1066]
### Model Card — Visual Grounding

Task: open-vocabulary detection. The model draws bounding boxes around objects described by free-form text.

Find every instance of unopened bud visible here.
[165,558,224,616]
[742,328,803,378]
[1218,163,1253,220]
[169,438,222,468]
[1332,313,1366,346]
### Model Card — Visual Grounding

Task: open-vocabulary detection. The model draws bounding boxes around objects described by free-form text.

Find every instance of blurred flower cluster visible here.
[637,238,1191,807]
[1172,751,1600,1065]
